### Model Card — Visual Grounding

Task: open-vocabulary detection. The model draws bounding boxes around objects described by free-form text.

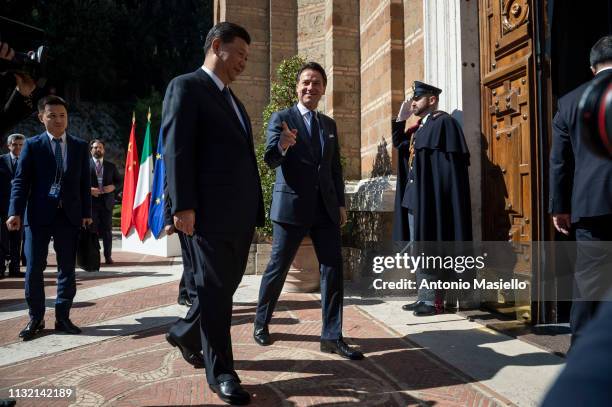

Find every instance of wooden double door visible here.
[479,0,541,321]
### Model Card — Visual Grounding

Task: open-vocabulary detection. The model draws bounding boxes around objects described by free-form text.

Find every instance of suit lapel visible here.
[5,155,14,175]
[65,135,74,173]
[103,161,109,184]
[318,114,331,161]
[230,88,252,141]
[41,133,57,170]
[197,69,249,141]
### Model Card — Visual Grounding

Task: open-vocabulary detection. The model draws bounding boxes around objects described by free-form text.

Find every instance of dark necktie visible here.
[95,160,103,189]
[309,111,322,162]
[11,158,16,172]
[222,87,246,133]
[53,138,64,173]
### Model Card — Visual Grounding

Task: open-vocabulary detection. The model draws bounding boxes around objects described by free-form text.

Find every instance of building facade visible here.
[215,0,612,323]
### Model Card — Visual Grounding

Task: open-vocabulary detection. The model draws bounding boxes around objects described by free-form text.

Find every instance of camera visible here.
[579,69,612,159]
[0,16,48,79]
[0,45,48,78]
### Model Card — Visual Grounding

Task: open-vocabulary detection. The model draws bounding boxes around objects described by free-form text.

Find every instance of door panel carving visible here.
[480,0,537,243]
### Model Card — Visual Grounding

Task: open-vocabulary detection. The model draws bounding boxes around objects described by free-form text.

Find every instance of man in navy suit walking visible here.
[253,62,364,361]
[7,95,92,341]
[549,35,612,346]
[162,22,264,405]
[0,134,25,278]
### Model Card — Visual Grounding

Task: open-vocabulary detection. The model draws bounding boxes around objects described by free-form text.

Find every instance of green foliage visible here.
[134,89,163,146]
[256,55,305,239]
[2,0,213,101]
[112,204,122,228]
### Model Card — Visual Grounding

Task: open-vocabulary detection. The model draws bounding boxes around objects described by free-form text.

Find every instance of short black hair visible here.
[590,35,612,68]
[296,62,327,86]
[37,95,68,113]
[89,138,105,148]
[203,22,251,55]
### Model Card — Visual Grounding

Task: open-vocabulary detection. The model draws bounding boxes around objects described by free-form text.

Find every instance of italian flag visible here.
[133,109,154,240]
[120,113,139,237]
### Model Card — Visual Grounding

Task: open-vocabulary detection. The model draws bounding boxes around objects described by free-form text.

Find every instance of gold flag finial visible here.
[147,107,151,122]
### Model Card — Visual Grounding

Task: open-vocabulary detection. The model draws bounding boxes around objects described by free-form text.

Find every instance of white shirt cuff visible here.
[278,143,288,156]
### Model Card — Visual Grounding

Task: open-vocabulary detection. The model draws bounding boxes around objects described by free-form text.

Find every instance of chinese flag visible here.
[121,113,140,236]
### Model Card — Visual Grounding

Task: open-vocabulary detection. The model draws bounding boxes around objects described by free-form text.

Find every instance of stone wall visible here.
[323,0,361,179]
[359,0,405,179]
[214,0,271,136]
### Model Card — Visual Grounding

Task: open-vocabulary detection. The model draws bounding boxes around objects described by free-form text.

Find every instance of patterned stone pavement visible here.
[0,251,516,406]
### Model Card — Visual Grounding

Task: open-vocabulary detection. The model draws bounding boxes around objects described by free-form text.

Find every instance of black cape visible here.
[392,112,472,241]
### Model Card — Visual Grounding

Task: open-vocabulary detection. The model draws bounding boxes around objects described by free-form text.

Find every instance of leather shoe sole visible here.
[166,333,204,368]
[320,340,365,360]
[209,382,250,405]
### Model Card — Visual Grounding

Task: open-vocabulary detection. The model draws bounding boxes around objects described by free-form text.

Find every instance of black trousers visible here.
[168,229,253,385]
[570,214,612,346]
[0,216,22,273]
[91,199,113,260]
[25,208,80,320]
[255,197,344,340]
[177,231,197,301]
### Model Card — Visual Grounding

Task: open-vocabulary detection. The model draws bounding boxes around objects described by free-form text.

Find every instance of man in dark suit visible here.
[163,186,196,306]
[549,35,612,346]
[6,95,92,341]
[252,62,364,361]
[162,22,264,405]
[89,139,121,265]
[0,133,25,278]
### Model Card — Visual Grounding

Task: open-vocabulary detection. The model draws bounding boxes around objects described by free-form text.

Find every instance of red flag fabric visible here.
[121,115,140,236]
[132,109,153,240]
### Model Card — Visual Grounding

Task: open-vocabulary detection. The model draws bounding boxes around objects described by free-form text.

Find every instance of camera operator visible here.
[0,40,43,136]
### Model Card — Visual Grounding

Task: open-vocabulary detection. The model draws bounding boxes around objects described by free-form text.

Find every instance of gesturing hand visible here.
[279,121,297,150]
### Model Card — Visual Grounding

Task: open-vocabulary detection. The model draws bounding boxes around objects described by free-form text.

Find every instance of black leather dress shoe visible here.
[402,301,422,311]
[55,319,82,334]
[19,319,45,340]
[413,303,438,316]
[209,379,250,405]
[8,270,25,278]
[253,324,271,346]
[105,257,114,265]
[320,338,364,360]
[165,332,204,368]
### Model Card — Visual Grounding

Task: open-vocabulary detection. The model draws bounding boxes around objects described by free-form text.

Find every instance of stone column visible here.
[422,0,482,240]
[360,0,405,180]
[424,0,462,112]
[214,0,271,137]
[324,0,361,180]
[269,0,297,81]
[403,0,424,94]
